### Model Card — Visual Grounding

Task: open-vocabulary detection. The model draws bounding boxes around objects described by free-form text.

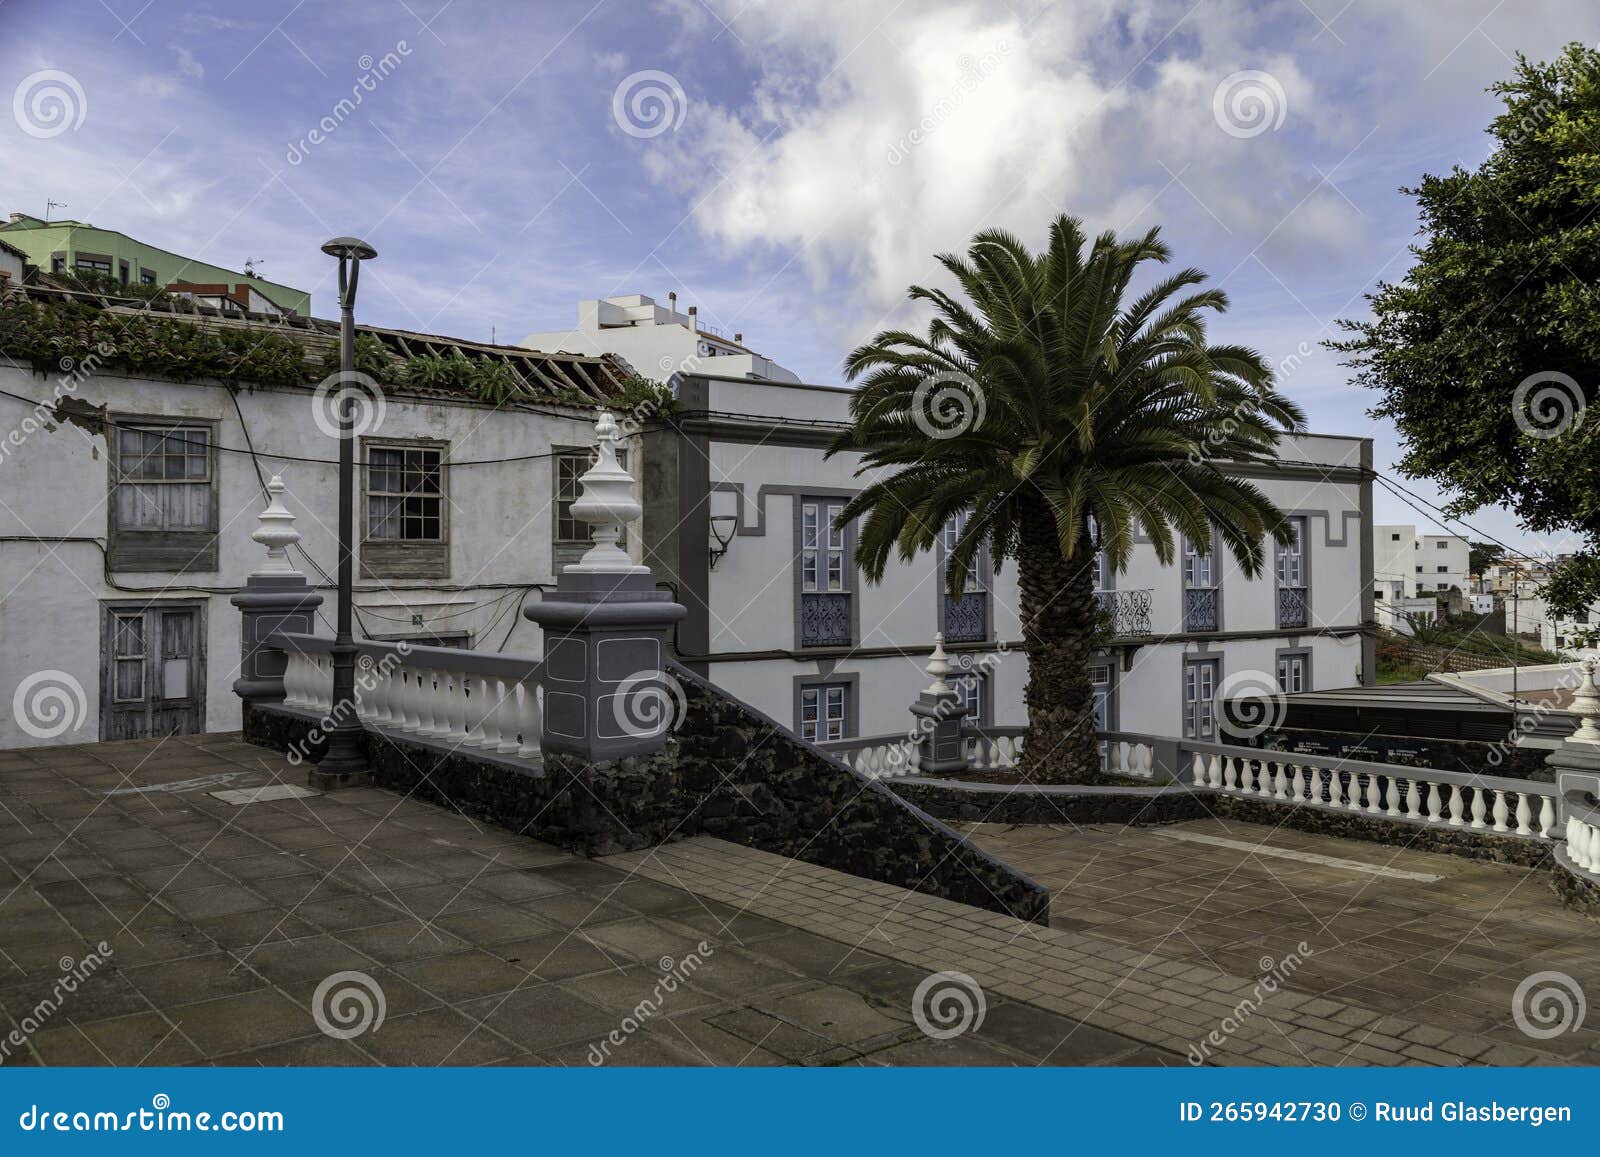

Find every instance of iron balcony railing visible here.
[942,591,988,643]
[1277,586,1309,630]
[1183,587,1219,632]
[1094,588,1154,637]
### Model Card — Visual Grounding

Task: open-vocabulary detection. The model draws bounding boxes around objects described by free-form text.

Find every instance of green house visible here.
[0,213,312,315]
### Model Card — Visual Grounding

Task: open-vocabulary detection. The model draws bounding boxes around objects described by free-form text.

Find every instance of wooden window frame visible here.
[360,437,450,579]
[106,415,220,574]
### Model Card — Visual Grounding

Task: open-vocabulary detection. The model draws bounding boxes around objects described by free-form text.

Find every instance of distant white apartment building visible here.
[523,294,800,384]
[1373,524,1469,601]
[644,374,1374,744]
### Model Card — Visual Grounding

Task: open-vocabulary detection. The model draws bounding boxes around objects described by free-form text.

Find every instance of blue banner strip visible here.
[2,1067,1595,1154]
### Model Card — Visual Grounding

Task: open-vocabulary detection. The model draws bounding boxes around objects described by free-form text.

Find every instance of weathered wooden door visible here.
[100,601,206,740]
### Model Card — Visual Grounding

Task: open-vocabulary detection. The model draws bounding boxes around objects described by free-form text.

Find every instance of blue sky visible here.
[3,0,1597,550]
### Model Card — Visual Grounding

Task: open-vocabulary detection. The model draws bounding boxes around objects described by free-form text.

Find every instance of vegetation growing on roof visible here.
[0,291,636,412]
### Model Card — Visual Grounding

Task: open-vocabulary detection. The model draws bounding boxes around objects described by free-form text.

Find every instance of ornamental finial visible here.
[925,632,952,696]
[250,475,302,577]
[1570,659,1600,746]
[567,409,646,574]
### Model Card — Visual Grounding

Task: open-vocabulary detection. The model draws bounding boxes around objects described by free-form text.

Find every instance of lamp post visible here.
[313,235,377,788]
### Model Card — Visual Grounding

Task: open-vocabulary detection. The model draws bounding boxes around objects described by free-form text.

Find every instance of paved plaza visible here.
[0,733,1593,1066]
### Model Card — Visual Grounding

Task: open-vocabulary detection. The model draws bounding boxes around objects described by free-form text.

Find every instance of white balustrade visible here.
[1181,741,1559,841]
[1566,813,1600,875]
[274,635,543,761]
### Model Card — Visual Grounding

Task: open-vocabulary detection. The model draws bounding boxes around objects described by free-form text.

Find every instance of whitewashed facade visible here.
[0,358,633,748]
[1374,524,1469,599]
[644,374,1375,744]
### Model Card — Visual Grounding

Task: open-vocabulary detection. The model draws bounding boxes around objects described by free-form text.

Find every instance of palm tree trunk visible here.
[1015,500,1102,784]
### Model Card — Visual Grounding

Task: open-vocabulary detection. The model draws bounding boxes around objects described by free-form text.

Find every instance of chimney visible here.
[668,291,677,312]
[734,332,743,344]
[687,305,698,332]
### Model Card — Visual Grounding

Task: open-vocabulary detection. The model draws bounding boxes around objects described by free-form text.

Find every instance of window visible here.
[1374,588,1385,600]
[940,509,989,643]
[118,259,130,285]
[799,683,848,742]
[140,269,157,286]
[362,440,449,579]
[1416,565,1423,573]
[952,670,987,725]
[1183,536,1218,631]
[1391,532,1401,541]
[1275,517,1307,629]
[108,419,218,572]
[1277,652,1308,694]
[1436,565,1448,573]
[798,497,852,647]
[75,256,112,276]
[1183,658,1219,740]
[1437,541,1449,549]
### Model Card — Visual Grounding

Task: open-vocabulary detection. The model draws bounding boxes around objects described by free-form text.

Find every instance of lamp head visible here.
[320,236,378,262]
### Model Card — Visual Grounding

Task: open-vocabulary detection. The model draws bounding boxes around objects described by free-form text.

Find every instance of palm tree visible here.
[827,215,1305,783]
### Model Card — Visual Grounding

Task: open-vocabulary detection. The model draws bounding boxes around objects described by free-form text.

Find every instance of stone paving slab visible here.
[604,834,1595,1066]
[0,734,1162,1067]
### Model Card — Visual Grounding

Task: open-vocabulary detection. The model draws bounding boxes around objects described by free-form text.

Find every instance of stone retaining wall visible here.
[243,662,1049,925]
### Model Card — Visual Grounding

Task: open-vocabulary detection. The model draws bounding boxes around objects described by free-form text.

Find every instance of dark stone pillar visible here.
[911,689,968,774]
[231,574,323,704]
[524,570,687,761]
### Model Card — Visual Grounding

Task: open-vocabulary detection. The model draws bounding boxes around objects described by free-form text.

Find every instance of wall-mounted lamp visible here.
[709,515,738,569]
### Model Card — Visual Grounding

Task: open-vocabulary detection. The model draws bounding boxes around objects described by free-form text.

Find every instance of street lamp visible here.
[313,235,378,787]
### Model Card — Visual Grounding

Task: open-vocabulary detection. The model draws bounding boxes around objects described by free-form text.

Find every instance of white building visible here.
[0,289,634,747]
[1540,605,1599,660]
[1373,524,1469,600]
[523,294,800,384]
[644,374,1374,744]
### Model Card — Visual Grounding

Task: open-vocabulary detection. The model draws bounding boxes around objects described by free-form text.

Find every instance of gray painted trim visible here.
[933,518,994,643]
[1273,644,1313,694]
[793,491,860,650]
[792,670,861,740]
[1181,652,1223,741]
[1358,440,1377,684]
[1275,510,1313,633]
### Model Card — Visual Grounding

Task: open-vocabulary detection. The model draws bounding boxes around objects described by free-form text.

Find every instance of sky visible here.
[3,0,1597,552]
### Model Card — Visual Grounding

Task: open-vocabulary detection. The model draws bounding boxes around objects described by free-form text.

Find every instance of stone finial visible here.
[925,632,953,696]
[1571,660,1600,746]
[567,410,646,574]
[251,475,302,577]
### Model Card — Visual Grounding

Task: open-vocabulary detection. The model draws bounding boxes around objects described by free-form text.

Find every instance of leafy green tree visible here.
[1467,540,1499,578]
[828,215,1304,783]
[1333,43,1600,616]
